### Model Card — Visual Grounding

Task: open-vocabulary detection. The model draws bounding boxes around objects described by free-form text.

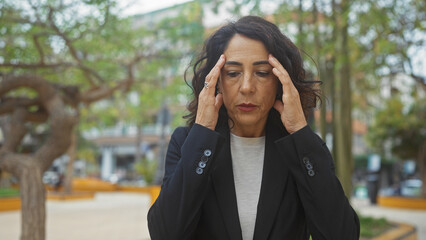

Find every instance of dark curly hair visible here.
[184,16,321,129]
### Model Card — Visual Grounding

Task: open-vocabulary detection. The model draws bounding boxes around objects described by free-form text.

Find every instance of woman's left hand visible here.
[269,54,307,134]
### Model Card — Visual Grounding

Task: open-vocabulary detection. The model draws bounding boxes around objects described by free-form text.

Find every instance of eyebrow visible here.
[225,61,242,66]
[225,60,270,66]
[253,60,270,66]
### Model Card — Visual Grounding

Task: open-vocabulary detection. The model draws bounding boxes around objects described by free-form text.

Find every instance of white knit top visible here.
[230,133,265,240]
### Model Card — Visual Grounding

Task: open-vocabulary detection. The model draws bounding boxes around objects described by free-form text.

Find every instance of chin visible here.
[233,115,264,127]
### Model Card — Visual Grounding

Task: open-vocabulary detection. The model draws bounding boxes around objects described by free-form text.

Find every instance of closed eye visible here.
[256,71,270,77]
[226,71,240,77]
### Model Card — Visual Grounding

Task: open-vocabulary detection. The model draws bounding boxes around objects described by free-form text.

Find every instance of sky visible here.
[119,0,193,16]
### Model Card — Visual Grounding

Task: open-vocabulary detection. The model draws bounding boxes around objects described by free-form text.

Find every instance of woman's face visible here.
[218,34,278,137]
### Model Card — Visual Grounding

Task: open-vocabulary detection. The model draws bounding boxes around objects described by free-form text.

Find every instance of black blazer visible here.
[148,120,360,240]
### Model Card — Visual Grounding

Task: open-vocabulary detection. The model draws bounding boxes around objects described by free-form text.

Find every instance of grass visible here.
[360,215,392,238]
[0,188,20,198]
[306,215,392,239]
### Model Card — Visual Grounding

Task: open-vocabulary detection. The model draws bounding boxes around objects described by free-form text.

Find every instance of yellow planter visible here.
[149,186,161,206]
[378,196,426,210]
[0,197,21,212]
[47,192,95,201]
[118,185,161,206]
[372,222,417,240]
[72,178,118,192]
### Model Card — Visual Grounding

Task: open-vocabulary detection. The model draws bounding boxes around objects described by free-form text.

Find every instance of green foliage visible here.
[76,130,99,165]
[82,1,204,130]
[367,94,426,161]
[0,0,131,84]
[0,0,203,133]
[359,215,392,238]
[134,157,157,185]
[354,154,369,169]
[0,188,20,198]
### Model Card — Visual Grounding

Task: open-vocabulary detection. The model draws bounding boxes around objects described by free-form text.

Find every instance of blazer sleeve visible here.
[275,125,360,240]
[147,124,224,240]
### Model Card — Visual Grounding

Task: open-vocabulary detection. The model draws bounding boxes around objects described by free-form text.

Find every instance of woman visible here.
[148,16,360,240]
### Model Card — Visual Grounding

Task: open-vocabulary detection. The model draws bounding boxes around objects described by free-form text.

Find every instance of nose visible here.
[239,72,255,95]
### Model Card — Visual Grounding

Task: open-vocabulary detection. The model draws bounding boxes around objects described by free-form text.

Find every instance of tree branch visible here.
[0,75,56,98]
[0,97,41,115]
[80,79,132,105]
[0,152,31,177]
[26,110,48,123]
[35,93,77,171]
[0,62,74,69]
[0,75,77,171]
[1,108,28,152]
[47,7,100,87]
[32,34,46,64]
[68,4,110,41]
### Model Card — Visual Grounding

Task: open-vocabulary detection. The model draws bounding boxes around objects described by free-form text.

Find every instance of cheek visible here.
[263,93,276,108]
[219,82,236,104]
[261,90,277,110]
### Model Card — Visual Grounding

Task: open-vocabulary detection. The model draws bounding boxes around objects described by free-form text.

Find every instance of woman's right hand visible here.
[195,54,225,130]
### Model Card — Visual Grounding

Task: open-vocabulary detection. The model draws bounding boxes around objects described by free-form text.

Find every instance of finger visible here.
[273,99,284,113]
[205,55,225,92]
[268,54,295,94]
[215,93,223,111]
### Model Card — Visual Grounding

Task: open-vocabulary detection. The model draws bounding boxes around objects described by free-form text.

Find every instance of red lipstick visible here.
[237,103,257,112]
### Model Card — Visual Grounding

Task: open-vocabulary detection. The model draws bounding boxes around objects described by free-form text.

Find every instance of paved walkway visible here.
[1,194,425,240]
[352,198,426,240]
[0,192,151,240]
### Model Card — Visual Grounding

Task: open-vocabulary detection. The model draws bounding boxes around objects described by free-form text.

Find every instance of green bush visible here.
[0,188,20,198]
[360,215,392,237]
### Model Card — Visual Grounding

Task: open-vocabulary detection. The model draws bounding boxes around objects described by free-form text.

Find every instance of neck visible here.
[229,120,266,138]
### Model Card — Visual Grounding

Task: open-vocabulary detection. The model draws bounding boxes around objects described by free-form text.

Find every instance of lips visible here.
[237,103,258,112]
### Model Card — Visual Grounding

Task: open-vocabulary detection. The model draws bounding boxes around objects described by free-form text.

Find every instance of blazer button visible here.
[196,167,203,175]
[204,149,212,157]
[302,157,310,164]
[308,169,315,177]
[199,161,206,168]
[201,155,209,162]
[305,163,313,170]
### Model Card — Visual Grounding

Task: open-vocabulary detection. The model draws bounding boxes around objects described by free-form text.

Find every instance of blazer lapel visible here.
[211,125,243,240]
[253,122,290,240]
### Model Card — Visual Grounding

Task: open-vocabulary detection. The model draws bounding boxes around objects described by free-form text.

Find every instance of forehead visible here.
[224,34,269,62]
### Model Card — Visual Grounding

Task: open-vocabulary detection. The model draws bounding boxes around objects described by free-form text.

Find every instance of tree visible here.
[367,93,426,197]
[0,75,77,240]
[87,1,205,185]
[0,0,152,239]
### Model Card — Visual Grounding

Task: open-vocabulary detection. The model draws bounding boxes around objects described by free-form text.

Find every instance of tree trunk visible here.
[312,0,327,140]
[19,160,46,240]
[330,0,338,160]
[154,103,168,185]
[64,130,77,194]
[335,0,354,198]
[419,142,426,198]
[297,0,304,51]
[135,122,143,164]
